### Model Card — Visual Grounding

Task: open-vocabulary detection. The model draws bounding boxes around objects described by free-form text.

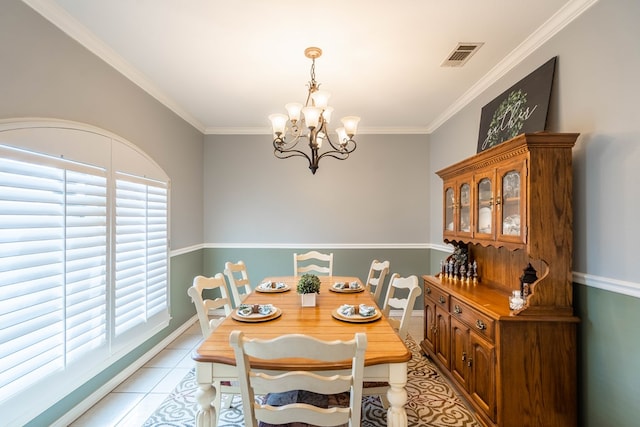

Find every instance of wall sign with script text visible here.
[477,57,557,153]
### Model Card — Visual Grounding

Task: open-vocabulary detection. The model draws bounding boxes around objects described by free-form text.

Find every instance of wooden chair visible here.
[293,250,333,276]
[224,260,252,307]
[365,259,390,306]
[187,274,233,338]
[187,274,238,414]
[381,273,421,340]
[229,331,367,427]
[364,273,421,407]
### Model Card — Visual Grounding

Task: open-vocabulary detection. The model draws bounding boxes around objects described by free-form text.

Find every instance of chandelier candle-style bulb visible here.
[302,106,322,129]
[311,90,331,108]
[285,103,303,123]
[341,116,360,137]
[322,106,334,123]
[269,114,288,136]
[269,46,360,174]
[336,127,348,146]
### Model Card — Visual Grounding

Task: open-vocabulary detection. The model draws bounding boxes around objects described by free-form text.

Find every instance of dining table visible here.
[191,275,412,427]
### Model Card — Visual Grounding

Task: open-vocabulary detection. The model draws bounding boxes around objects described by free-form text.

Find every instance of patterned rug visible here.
[144,336,480,426]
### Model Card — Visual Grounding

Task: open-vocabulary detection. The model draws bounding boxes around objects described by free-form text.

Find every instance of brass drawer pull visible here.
[426,286,431,295]
[439,295,446,304]
[454,305,462,314]
[476,319,486,330]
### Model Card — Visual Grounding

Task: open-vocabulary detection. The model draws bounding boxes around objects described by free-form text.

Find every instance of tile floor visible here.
[69,313,424,426]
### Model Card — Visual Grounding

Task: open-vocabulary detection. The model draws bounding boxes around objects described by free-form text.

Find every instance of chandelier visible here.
[269,47,360,174]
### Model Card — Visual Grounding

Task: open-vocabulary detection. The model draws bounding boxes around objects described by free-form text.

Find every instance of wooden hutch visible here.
[421,133,579,427]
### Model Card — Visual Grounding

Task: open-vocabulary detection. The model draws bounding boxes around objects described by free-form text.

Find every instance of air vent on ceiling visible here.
[441,42,484,67]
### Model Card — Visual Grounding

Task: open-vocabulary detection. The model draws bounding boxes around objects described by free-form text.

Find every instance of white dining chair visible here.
[365,259,390,306]
[223,260,252,307]
[229,330,367,427]
[187,274,238,415]
[293,250,333,276]
[187,274,233,339]
[382,273,422,340]
[364,273,421,407]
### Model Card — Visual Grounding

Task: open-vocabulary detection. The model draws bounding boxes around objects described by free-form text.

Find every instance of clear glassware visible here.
[509,290,524,310]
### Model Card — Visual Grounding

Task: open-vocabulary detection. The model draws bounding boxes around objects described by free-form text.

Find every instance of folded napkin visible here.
[237,303,274,316]
[259,281,285,290]
[338,304,355,316]
[338,304,376,317]
[358,304,376,317]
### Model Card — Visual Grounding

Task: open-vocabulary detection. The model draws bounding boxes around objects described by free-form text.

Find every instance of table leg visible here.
[386,362,408,427]
[194,362,217,427]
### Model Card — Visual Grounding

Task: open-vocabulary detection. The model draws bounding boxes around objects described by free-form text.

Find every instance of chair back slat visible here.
[382,273,422,339]
[294,251,333,276]
[365,259,390,305]
[187,274,232,339]
[224,260,252,307]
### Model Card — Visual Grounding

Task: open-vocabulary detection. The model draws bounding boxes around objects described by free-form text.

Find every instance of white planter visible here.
[300,292,317,307]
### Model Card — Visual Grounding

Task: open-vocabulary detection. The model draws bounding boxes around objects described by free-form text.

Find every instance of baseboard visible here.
[51,316,199,427]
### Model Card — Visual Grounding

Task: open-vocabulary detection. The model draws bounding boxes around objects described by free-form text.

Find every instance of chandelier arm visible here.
[273,146,312,162]
[316,151,352,161]
[323,136,357,154]
[275,137,304,151]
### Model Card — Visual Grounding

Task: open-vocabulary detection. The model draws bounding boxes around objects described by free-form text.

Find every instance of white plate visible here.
[256,282,290,293]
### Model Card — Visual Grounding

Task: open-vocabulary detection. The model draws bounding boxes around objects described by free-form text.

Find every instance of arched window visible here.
[0,119,170,426]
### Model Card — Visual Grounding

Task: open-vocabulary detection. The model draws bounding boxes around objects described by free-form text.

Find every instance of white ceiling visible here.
[24,0,595,135]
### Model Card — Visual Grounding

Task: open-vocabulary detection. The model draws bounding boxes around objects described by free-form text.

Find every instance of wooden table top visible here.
[192,276,411,370]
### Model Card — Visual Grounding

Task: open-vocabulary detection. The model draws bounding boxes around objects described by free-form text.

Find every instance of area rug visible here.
[144,335,480,426]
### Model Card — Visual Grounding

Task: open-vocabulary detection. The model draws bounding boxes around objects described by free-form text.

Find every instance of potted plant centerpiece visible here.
[297,273,320,307]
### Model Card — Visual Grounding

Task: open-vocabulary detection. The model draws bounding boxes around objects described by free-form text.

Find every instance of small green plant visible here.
[297,273,321,294]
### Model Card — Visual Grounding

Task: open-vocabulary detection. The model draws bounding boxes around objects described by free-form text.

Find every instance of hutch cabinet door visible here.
[469,333,496,422]
[457,177,473,239]
[423,297,437,354]
[434,305,451,369]
[443,175,473,240]
[496,157,528,245]
[443,182,455,239]
[474,171,496,241]
[450,317,470,390]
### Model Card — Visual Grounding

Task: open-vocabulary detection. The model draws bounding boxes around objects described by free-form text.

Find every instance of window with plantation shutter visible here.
[0,120,170,427]
[115,175,168,336]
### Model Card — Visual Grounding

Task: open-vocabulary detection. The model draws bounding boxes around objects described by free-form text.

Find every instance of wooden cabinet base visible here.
[420,278,578,427]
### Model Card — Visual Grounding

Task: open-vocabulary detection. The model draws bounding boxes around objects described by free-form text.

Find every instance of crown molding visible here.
[203,126,431,136]
[22,0,207,134]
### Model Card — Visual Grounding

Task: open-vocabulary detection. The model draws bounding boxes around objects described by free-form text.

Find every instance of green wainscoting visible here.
[204,247,435,308]
[27,250,203,427]
[575,283,640,427]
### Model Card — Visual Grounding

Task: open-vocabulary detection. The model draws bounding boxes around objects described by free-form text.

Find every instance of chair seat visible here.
[363,381,389,388]
[258,390,350,427]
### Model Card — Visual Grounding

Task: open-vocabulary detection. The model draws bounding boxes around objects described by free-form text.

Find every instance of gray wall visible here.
[429,0,640,425]
[0,1,205,425]
[203,133,430,244]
